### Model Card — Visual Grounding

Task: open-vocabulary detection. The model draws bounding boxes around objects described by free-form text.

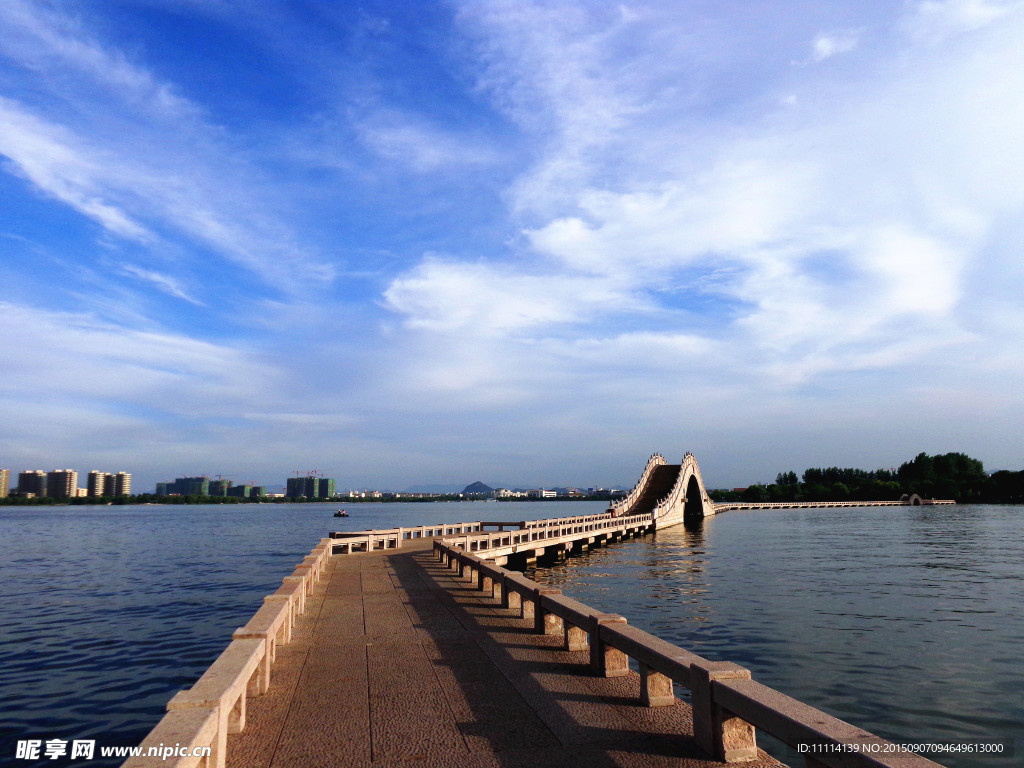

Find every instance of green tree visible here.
[741,484,768,502]
[830,482,850,501]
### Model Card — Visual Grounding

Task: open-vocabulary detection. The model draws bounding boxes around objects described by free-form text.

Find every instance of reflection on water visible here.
[526,521,714,630]
[522,505,1024,768]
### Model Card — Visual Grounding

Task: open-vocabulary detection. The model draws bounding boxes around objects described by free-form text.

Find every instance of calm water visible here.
[0,501,586,766]
[1,502,1020,767]
[525,504,1023,767]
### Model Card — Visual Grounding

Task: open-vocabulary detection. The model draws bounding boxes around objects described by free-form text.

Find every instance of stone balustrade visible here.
[329,510,655,557]
[434,540,945,768]
[122,538,333,768]
[713,499,955,512]
[329,521,484,553]
[448,510,654,556]
[609,452,667,514]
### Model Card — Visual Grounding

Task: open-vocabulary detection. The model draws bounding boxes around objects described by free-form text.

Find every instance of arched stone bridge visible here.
[608,453,954,520]
[329,452,952,562]
[608,452,715,528]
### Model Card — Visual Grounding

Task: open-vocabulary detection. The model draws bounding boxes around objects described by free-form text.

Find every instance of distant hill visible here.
[462,481,494,495]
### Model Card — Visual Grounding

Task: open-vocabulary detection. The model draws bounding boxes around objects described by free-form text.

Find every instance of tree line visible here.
[710,452,1024,504]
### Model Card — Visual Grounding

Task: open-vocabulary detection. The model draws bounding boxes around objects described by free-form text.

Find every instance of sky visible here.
[2,0,1023,493]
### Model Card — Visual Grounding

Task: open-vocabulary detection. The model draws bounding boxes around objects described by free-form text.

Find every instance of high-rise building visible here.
[87,471,107,498]
[0,469,9,498]
[113,472,131,496]
[286,477,305,498]
[17,470,46,497]
[227,484,250,498]
[155,482,168,496]
[161,476,210,496]
[46,469,78,500]
[86,471,129,497]
[286,476,337,499]
[209,479,233,496]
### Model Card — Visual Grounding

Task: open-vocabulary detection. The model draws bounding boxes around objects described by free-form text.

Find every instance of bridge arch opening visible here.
[683,475,704,520]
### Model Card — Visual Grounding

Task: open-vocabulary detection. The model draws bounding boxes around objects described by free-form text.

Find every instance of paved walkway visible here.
[229,542,785,768]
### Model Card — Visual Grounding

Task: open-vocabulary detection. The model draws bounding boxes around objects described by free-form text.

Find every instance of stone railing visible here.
[434,541,945,768]
[446,510,654,554]
[650,452,691,518]
[712,499,955,512]
[329,521,484,553]
[122,539,334,768]
[651,451,715,522]
[609,452,666,514]
[329,510,653,556]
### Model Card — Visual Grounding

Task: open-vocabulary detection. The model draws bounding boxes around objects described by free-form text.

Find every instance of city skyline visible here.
[3,1,1024,491]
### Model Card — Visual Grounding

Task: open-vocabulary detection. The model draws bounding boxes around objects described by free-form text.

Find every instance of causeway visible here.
[226,540,784,768]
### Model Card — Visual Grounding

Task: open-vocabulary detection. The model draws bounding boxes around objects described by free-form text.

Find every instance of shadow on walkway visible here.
[229,544,784,768]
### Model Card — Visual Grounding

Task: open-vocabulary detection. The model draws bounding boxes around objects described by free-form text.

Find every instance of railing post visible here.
[639,662,674,707]
[502,580,521,611]
[491,573,503,602]
[564,622,588,652]
[520,591,535,621]
[589,614,628,677]
[533,588,563,635]
[690,661,757,763]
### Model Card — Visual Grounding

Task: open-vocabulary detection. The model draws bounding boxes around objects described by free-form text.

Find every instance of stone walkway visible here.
[228,542,785,768]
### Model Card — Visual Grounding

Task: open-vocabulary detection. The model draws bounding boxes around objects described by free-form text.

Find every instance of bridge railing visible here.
[328,509,653,555]
[652,451,713,522]
[434,541,944,768]
[447,510,655,553]
[328,521,484,553]
[712,499,956,512]
[123,539,334,768]
[609,452,666,515]
[651,452,690,518]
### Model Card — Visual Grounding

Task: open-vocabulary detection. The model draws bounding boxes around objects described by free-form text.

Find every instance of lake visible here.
[1,501,1019,767]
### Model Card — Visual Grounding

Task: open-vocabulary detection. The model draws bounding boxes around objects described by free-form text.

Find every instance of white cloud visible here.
[355,110,501,173]
[456,1,656,214]
[118,264,205,306]
[810,31,861,62]
[0,5,333,294]
[0,301,279,410]
[905,0,1021,42]
[0,0,198,119]
[525,155,816,280]
[0,99,154,241]
[0,97,330,290]
[382,256,637,334]
[386,0,1024,403]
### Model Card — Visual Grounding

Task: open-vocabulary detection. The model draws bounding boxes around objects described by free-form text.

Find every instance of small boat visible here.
[334,509,349,518]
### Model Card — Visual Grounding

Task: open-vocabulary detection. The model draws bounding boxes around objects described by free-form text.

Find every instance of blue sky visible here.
[2,0,1023,493]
